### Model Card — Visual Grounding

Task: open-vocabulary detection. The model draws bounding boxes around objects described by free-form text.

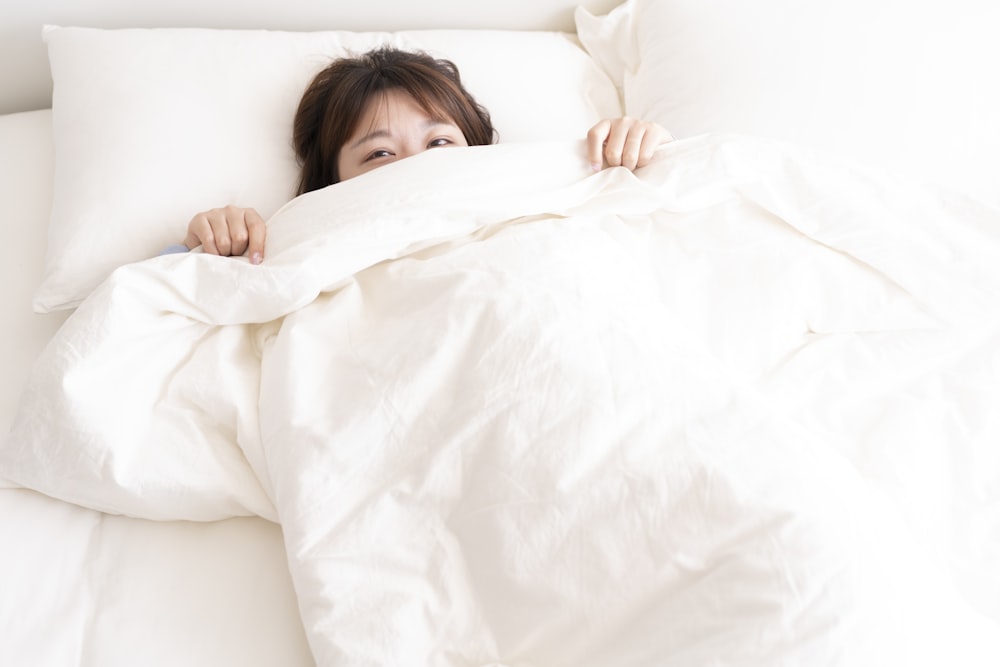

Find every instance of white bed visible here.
[2,1,999,665]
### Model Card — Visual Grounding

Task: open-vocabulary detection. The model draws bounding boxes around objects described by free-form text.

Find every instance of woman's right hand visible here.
[183,205,266,264]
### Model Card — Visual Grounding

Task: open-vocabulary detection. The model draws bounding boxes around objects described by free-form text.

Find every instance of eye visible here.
[428,137,454,148]
[364,149,393,162]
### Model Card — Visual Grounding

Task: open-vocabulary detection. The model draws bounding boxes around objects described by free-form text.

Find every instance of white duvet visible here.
[4,136,1000,665]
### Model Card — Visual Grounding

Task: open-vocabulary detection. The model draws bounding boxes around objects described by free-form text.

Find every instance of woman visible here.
[179,47,672,264]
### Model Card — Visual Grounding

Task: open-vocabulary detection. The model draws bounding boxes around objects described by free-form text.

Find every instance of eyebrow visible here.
[349,119,455,150]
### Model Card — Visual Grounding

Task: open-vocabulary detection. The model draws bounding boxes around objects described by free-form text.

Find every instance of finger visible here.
[586,119,612,171]
[182,225,201,252]
[225,206,251,257]
[620,126,648,171]
[635,125,674,169]
[603,118,633,168]
[245,208,267,264]
[635,127,665,169]
[185,213,218,254]
[207,210,233,256]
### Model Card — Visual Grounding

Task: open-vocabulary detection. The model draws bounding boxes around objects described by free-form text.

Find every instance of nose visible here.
[397,142,427,161]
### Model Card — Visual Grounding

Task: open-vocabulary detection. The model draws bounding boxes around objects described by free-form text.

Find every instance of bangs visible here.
[350,83,461,141]
[403,85,462,126]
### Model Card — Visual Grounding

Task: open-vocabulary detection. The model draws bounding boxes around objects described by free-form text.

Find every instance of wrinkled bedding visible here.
[4,135,1000,665]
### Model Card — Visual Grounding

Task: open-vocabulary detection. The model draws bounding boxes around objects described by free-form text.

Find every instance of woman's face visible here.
[337,88,469,181]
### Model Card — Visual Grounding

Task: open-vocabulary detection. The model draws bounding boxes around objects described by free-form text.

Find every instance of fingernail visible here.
[590,162,601,172]
[251,252,262,265]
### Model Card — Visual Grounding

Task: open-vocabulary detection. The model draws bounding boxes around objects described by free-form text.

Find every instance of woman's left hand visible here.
[587,117,673,172]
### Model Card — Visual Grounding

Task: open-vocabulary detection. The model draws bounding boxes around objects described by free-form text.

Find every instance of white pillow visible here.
[37,26,621,312]
[576,0,1000,207]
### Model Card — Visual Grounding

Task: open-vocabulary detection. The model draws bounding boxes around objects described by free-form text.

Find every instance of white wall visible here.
[0,0,621,115]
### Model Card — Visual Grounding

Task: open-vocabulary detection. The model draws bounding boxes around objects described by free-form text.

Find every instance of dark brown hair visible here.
[292,47,497,195]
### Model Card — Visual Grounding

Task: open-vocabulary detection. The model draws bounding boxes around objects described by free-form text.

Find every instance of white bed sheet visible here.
[0,487,312,667]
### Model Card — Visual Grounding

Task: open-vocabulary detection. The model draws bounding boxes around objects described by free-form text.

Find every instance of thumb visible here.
[586,119,612,171]
[245,208,267,265]
[181,230,202,251]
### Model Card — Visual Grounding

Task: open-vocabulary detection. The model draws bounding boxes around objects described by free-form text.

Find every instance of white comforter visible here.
[4,135,1000,665]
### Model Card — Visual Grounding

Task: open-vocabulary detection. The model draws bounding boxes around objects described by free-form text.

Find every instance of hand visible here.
[587,117,673,172]
[183,206,266,264]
